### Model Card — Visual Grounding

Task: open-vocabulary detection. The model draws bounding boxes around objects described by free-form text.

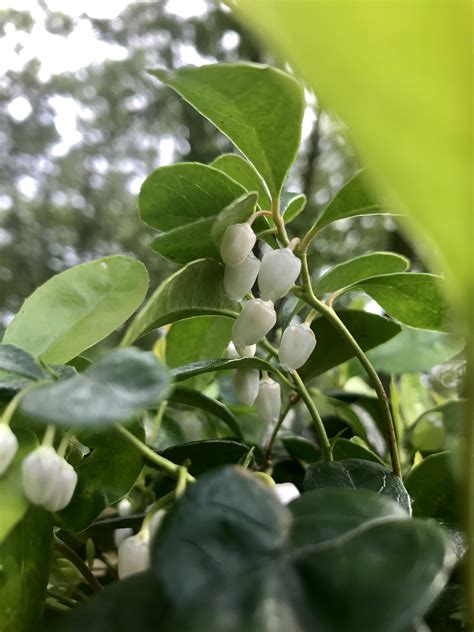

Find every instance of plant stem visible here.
[292,371,332,461]
[264,395,298,464]
[116,424,196,484]
[54,536,103,593]
[271,196,289,246]
[296,253,402,478]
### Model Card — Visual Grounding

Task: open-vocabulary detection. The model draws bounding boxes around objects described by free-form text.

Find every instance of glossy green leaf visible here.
[158,440,250,476]
[405,452,459,525]
[171,356,279,383]
[57,421,145,532]
[351,273,452,332]
[281,436,320,463]
[20,348,171,428]
[165,316,233,390]
[169,387,241,437]
[304,458,411,513]
[0,345,44,393]
[210,192,258,244]
[122,259,238,345]
[311,171,396,232]
[150,64,305,197]
[139,162,244,231]
[316,252,409,295]
[367,326,464,374]
[211,153,271,208]
[3,256,149,364]
[332,437,385,465]
[300,310,401,380]
[0,429,37,543]
[0,507,52,632]
[282,192,306,222]
[150,466,290,606]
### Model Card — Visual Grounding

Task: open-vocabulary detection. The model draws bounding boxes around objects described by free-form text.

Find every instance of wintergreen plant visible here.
[0,61,465,632]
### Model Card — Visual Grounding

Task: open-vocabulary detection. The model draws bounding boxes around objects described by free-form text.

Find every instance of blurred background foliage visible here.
[0,0,417,326]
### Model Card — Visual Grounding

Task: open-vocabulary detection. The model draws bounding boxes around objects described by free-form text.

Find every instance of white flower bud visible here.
[232,299,276,347]
[258,247,302,302]
[220,223,256,266]
[225,342,240,359]
[21,446,63,506]
[0,425,18,475]
[114,527,133,548]
[235,343,256,358]
[279,323,317,370]
[274,482,300,505]
[255,377,281,423]
[118,532,150,579]
[224,253,260,300]
[232,368,260,406]
[148,508,166,541]
[118,498,133,516]
[42,459,78,512]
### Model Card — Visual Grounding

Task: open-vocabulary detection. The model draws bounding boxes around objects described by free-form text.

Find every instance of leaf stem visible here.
[296,253,402,478]
[54,536,103,593]
[115,424,196,484]
[264,394,299,464]
[292,370,332,461]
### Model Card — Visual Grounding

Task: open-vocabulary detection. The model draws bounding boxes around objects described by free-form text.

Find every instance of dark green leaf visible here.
[169,387,241,437]
[352,273,451,332]
[20,348,171,428]
[281,436,320,463]
[304,458,411,513]
[405,452,459,525]
[150,466,290,606]
[57,421,145,531]
[150,64,304,197]
[211,153,271,209]
[123,259,238,345]
[3,256,149,364]
[0,507,52,632]
[0,344,43,392]
[158,440,250,475]
[316,251,409,295]
[332,437,385,464]
[367,326,464,373]
[312,170,397,231]
[171,356,279,383]
[0,429,37,542]
[300,310,401,380]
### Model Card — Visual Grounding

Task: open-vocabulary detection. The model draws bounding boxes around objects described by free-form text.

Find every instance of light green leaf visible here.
[3,256,149,364]
[169,387,241,438]
[150,63,305,197]
[282,192,306,223]
[20,348,171,428]
[122,259,238,345]
[0,429,37,543]
[211,153,271,208]
[316,252,409,295]
[0,344,44,393]
[351,273,451,332]
[210,192,258,244]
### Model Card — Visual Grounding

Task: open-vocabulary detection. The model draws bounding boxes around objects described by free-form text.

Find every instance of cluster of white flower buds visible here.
[117,508,166,579]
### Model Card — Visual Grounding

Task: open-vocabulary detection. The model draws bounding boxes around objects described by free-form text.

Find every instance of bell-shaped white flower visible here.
[42,459,78,512]
[0,424,18,475]
[255,377,281,423]
[279,323,316,370]
[235,343,256,358]
[224,253,260,300]
[232,368,260,406]
[220,223,256,266]
[21,445,63,506]
[118,532,150,579]
[232,299,276,347]
[258,247,301,302]
[274,482,300,505]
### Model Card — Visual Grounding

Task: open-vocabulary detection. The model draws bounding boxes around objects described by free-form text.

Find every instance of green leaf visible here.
[57,421,145,532]
[351,273,452,332]
[211,153,271,208]
[0,507,52,632]
[20,348,171,428]
[150,192,257,265]
[300,310,401,380]
[139,162,244,231]
[165,316,233,390]
[150,466,290,606]
[405,452,459,525]
[0,429,37,543]
[171,356,280,383]
[158,440,251,476]
[282,192,306,223]
[169,387,242,438]
[316,252,409,295]
[3,256,149,364]
[122,259,238,345]
[311,170,397,232]
[304,458,411,513]
[410,413,445,452]
[0,344,44,393]
[150,63,305,197]
[281,436,320,463]
[332,437,385,465]
[367,326,464,373]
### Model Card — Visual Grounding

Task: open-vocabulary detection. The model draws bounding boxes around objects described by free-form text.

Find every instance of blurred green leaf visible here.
[0,345,44,393]
[158,440,250,476]
[150,64,304,197]
[169,387,241,437]
[3,257,149,364]
[332,437,384,465]
[281,436,320,463]
[171,356,278,383]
